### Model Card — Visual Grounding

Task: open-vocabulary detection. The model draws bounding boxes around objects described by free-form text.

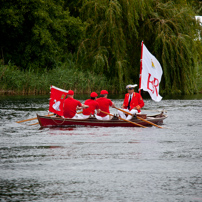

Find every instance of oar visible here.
[29,122,39,126]
[17,113,54,123]
[100,110,146,128]
[115,107,163,129]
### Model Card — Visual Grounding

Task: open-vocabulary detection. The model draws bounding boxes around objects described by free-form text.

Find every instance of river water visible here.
[0,94,202,202]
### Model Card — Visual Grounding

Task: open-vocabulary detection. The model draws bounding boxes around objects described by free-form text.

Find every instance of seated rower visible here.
[82,92,100,119]
[63,90,88,119]
[95,90,115,120]
[118,84,144,120]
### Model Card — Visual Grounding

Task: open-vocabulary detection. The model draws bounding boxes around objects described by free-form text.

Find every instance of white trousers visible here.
[80,114,90,119]
[95,115,110,120]
[72,113,85,119]
[118,109,138,120]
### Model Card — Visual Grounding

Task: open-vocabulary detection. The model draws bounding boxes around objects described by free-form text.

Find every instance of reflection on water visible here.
[0,95,202,201]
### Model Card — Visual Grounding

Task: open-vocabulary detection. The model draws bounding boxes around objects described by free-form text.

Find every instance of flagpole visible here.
[139,41,144,95]
[49,85,52,115]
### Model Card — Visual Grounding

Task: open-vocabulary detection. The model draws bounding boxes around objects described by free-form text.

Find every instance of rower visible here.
[82,92,100,119]
[63,90,88,119]
[118,84,144,120]
[95,90,115,120]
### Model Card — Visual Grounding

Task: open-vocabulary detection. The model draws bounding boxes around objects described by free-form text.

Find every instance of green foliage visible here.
[196,62,202,93]
[161,0,202,15]
[147,1,201,94]
[0,59,114,95]
[0,0,84,69]
[77,0,202,95]
[78,0,146,89]
[187,0,202,15]
[0,0,201,95]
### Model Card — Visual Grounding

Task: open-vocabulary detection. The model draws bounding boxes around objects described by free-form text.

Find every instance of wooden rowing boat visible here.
[37,112,167,128]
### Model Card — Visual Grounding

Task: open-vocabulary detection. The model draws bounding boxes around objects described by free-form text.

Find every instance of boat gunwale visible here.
[37,113,167,128]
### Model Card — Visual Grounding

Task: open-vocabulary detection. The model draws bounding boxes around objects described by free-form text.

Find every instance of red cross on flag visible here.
[139,42,163,102]
[49,85,69,116]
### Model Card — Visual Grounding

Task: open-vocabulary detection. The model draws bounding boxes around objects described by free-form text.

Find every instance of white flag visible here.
[140,44,163,102]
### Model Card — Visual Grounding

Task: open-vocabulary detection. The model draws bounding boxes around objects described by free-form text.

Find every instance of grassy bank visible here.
[1,62,202,95]
[196,63,202,93]
[0,62,122,95]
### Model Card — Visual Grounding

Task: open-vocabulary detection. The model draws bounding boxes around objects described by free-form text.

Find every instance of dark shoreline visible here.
[1,91,202,101]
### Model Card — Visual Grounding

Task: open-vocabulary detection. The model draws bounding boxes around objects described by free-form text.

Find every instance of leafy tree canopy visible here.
[0,0,84,69]
[0,0,201,94]
[77,0,202,94]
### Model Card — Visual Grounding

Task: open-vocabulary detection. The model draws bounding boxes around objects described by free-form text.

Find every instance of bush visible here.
[0,61,117,95]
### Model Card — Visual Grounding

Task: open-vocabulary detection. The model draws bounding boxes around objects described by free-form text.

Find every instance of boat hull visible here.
[37,113,167,128]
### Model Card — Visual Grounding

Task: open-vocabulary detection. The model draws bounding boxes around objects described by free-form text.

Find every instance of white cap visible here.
[126,84,138,89]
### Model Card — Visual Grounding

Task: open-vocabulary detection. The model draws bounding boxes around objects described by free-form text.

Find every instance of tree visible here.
[144,1,201,94]
[187,0,202,15]
[0,0,84,69]
[78,0,201,94]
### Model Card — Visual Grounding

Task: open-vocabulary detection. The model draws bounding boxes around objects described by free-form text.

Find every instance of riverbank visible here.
[1,63,202,95]
[197,63,202,93]
[0,63,119,95]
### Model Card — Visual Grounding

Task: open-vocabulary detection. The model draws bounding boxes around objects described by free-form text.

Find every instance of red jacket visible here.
[123,92,144,112]
[63,97,82,118]
[96,97,112,117]
[82,99,99,115]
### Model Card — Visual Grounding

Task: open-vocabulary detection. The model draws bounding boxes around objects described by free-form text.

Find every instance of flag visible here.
[49,85,69,116]
[140,43,163,102]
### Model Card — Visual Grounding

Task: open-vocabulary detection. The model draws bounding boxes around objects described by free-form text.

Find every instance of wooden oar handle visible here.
[17,113,54,123]
[16,117,37,123]
[29,122,39,126]
[136,115,163,129]
[118,117,146,128]
[115,107,163,129]
[100,110,113,116]
[100,110,146,128]
[114,107,132,115]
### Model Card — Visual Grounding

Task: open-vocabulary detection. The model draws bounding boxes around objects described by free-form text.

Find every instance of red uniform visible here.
[63,97,82,118]
[96,97,112,117]
[123,92,144,112]
[82,99,99,115]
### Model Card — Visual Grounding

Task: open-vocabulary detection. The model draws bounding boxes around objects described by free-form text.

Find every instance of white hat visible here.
[126,84,138,89]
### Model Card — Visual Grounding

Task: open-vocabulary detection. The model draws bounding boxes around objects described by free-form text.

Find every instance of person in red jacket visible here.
[63,90,88,119]
[95,90,115,120]
[118,84,144,120]
[82,92,100,119]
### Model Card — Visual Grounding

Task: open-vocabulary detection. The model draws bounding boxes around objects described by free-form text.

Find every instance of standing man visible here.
[63,90,88,119]
[96,90,115,120]
[82,92,100,119]
[118,84,144,120]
